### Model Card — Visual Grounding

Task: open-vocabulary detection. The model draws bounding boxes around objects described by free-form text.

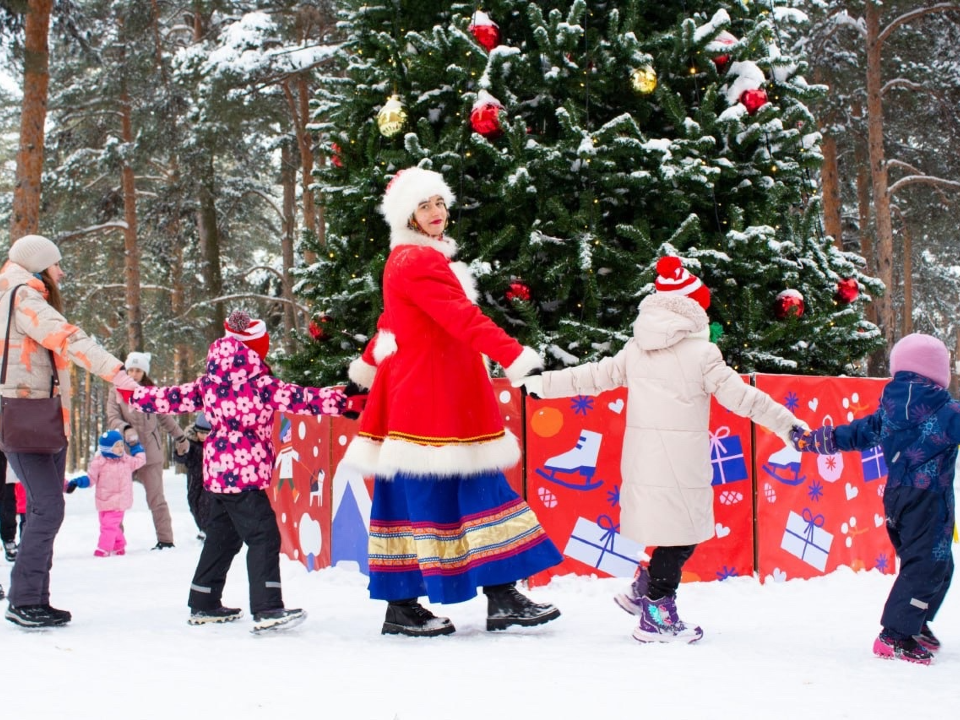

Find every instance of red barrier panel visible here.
[525,384,755,587]
[270,375,896,585]
[754,375,894,582]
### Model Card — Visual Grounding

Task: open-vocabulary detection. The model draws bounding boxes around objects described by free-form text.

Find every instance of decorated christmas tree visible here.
[283,0,884,386]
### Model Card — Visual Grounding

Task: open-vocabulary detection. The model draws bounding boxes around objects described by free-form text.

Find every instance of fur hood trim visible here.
[633,293,709,351]
[389,225,459,258]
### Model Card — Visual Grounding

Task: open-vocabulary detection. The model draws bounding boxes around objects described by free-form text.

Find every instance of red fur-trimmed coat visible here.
[345,228,540,478]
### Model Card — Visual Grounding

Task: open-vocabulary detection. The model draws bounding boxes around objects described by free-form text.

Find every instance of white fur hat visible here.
[125,351,151,375]
[379,167,455,233]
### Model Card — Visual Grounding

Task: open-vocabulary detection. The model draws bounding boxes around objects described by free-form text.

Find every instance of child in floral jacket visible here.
[120,311,351,632]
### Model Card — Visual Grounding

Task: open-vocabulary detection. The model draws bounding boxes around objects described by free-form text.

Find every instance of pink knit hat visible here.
[654,256,711,310]
[889,333,950,388]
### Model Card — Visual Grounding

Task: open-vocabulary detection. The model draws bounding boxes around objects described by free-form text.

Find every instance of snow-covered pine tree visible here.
[285,0,884,386]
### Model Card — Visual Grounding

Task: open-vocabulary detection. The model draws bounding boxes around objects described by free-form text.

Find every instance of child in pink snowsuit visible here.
[68,430,146,556]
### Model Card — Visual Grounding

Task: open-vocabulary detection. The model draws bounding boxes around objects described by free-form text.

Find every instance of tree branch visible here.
[879,4,960,49]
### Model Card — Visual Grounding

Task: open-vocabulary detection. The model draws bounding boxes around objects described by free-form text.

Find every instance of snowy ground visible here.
[4,469,959,720]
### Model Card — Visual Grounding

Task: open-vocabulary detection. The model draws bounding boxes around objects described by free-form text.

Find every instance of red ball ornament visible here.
[469,11,500,52]
[740,88,769,115]
[308,314,333,341]
[835,278,859,305]
[470,90,504,139]
[709,30,738,73]
[505,281,531,303]
[774,290,805,320]
[330,143,343,168]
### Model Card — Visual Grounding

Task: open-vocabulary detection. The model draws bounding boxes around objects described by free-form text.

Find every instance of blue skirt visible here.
[368,470,562,604]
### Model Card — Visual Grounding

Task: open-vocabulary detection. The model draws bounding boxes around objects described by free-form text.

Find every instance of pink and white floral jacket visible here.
[127,337,345,493]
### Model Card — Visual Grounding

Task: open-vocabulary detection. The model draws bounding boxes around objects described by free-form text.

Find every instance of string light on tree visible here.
[774,289,805,320]
[835,278,859,305]
[630,65,657,94]
[377,94,407,137]
[470,89,504,139]
[468,10,500,52]
[740,88,769,115]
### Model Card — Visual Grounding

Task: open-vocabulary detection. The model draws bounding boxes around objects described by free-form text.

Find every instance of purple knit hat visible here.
[889,333,951,388]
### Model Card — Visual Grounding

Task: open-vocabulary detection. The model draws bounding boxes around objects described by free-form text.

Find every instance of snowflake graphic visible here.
[784,391,800,412]
[807,480,824,502]
[570,396,594,416]
[716,566,738,581]
[875,554,889,572]
[606,484,620,507]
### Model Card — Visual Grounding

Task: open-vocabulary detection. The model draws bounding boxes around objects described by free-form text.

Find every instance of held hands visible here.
[790,425,837,455]
[123,428,139,446]
[341,382,368,421]
[516,370,543,399]
[66,475,90,494]
[175,437,189,455]
[112,369,140,393]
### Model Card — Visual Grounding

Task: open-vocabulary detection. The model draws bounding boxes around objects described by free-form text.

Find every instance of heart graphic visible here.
[845,482,859,500]
[808,398,819,412]
[608,398,625,414]
[874,513,884,528]
[715,523,731,538]
[771,568,787,583]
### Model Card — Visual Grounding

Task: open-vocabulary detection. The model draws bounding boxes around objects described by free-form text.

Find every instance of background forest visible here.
[1,0,959,471]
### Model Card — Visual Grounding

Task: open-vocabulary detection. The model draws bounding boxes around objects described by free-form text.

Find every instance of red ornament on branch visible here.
[740,88,769,115]
[835,278,859,305]
[308,314,333,341]
[470,89,504,139]
[505,280,531,303]
[330,143,343,168]
[774,290,805,320]
[708,30,738,73]
[468,11,500,52]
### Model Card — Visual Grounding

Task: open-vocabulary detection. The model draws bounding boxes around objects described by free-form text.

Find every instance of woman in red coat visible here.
[344,166,562,637]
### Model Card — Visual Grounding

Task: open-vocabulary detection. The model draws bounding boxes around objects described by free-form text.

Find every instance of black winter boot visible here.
[382,599,455,637]
[484,582,560,631]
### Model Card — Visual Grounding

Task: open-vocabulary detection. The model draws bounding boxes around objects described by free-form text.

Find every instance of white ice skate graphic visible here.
[761,444,805,486]
[535,430,603,491]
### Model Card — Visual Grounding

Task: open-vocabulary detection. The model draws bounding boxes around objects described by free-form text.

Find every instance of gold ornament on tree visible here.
[377,94,407,137]
[630,65,657,94]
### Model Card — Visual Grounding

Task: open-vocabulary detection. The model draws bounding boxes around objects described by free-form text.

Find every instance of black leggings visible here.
[647,544,697,600]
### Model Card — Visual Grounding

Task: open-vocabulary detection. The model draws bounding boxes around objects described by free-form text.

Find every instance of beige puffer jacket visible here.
[0,262,124,438]
[540,293,799,546]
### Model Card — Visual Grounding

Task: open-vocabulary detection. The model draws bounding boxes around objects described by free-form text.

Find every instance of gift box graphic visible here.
[710,427,748,485]
[563,515,643,577]
[781,509,833,572]
[860,446,888,482]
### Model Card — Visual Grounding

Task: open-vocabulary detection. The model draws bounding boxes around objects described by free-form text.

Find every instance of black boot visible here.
[484,582,560,631]
[382,598,455,637]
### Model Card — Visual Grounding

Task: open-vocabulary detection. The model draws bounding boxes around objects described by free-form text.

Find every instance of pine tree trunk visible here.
[10,0,53,241]
[896,208,913,336]
[281,140,298,351]
[284,77,320,262]
[865,3,896,358]
[119,82,144,353]
[819,132,842,249]
[198,162,225,343]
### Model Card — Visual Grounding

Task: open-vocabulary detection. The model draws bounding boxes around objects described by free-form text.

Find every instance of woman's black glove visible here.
[342,382,368,421]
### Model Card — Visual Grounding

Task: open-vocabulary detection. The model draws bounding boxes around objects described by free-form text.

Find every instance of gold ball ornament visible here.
[377,95,407,137]
[630,65,657,94]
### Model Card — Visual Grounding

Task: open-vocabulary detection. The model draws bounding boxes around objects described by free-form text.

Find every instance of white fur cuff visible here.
[504,346,543,384]
[348,357,377,390]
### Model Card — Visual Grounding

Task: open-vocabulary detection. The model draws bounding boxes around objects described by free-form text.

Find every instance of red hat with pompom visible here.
[224,310,270,361]
[654,256,711,310]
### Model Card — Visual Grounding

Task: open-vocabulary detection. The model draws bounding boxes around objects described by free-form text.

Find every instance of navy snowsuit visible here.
[833,371,957,639]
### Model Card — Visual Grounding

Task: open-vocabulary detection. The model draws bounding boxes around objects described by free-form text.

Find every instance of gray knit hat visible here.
[9,234,62,273]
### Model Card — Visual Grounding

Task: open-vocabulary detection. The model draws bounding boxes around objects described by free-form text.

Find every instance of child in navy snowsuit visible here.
[792,333,956,665]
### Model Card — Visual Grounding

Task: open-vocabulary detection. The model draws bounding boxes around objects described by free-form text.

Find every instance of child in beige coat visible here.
[519,256,802,644]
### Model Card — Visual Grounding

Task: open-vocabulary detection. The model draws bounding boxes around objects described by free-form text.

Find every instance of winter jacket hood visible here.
[632,293,709,351]
[881,372,951,432]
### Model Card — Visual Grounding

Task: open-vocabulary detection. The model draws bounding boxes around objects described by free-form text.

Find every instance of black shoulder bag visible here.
[0,284,68,454]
